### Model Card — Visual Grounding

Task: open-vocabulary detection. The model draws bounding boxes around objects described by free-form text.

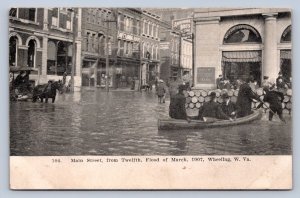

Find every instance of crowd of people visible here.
[168,72,290,123]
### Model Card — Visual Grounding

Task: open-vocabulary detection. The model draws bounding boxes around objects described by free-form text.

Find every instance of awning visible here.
[222,51,261,62]
[280,50,292,59]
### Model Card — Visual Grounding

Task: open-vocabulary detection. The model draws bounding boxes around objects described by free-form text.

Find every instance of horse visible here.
[32,80,63,103]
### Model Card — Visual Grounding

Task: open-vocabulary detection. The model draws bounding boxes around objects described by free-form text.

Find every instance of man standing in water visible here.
[236,78,260,118]
[169,85,187,119]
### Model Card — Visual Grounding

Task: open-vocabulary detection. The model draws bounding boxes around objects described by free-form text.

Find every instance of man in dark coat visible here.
[221,93,237,119]
[169,85,187,119]
[198,92,232,121]
[236,79,260,118]
[257,86,286,122]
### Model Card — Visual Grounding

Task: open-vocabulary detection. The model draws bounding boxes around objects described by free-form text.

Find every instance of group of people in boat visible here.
[169,77,287,123]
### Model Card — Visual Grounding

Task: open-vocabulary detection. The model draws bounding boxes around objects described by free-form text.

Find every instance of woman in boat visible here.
[236,78,260,118]
[198,92,232,122]
[169,84,187,119]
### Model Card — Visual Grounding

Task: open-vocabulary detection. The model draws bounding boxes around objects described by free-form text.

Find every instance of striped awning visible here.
[280,50,292,59]
[222,51,261,62]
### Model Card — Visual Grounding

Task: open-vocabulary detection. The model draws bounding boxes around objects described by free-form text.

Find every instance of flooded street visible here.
[10,89,292,156]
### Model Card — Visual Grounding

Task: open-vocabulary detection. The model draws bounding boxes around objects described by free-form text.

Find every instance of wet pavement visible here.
[10,89,292,156]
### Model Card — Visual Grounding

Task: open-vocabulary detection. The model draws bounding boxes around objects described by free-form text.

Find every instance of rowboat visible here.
[158,111,261,130]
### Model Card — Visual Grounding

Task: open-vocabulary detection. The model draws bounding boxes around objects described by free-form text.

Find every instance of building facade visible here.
[193,8,291,89]
[159,21,181,83]
[140,10,161,87]
[81,8,117,87]
[9,8,82,89]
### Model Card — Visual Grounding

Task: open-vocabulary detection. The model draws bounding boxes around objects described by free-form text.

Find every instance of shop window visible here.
[224,24,262,44]
[27,40,36,67]
[9,36,18,66]
[47,41,57,75]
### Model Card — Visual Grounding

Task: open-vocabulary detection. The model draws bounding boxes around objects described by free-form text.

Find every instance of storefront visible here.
[193,8,291,89]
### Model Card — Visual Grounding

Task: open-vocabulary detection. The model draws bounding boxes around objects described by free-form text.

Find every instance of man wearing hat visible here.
[256,85,286,123]
[198,92,232,121]
[169,84,187,119]
[262,76,272,90]
[221,93,237,119]
[236,78,260,117]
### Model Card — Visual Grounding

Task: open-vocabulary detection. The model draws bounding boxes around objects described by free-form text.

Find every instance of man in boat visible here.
[198,92,232,122]
[169,84,187,119]
[236,78,260,118]
[221,93,237,119]
[256,85,286,123]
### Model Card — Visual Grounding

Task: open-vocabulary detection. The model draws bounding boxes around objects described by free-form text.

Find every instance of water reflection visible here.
[10,90,291,156]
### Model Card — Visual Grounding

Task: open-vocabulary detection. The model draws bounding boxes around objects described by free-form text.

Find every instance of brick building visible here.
[9,8,82,89]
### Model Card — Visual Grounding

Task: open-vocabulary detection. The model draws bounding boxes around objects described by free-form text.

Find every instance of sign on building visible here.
[172,18,193,33]
[197,67,215,84]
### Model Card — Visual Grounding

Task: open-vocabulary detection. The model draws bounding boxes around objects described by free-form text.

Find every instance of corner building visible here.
[193,8,291,89]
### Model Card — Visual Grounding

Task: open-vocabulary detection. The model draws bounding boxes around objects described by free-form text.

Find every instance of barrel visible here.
[194,90,201,97]
[191,96,198,103]
[286,102,292,109]
[185,103,189,109]
[189,103,195,109]
[189,91,195,97]
[286,89,292,96]
[195,102,201,108]
[283,109,290,114]
[201,90,208,97]
[204,96,210,102]
[217,97,223,103]
[228,90,234,96]
[198,96,205,103]
[282,103,285,109]
[256,88,264,96]
[263,102,270,109]
[283,95,290,103]
[230,96,237,103]
[186,97,191,103]
[234,90,239,96]
[259,96,264,101]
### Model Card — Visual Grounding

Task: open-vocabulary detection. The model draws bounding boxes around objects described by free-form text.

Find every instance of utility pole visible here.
[103,10,117,92]
[68,8,76,92]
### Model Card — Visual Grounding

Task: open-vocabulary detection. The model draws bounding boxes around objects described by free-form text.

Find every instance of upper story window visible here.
[224,24,262,44]
[51,8,72,30]
[10,8,37,22]
[281,25,291,43]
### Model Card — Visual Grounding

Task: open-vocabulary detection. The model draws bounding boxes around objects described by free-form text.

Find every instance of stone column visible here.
[263,13,278,83]
[193,16,220,89]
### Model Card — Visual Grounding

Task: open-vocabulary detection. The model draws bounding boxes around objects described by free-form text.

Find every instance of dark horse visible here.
[32,80,63,103]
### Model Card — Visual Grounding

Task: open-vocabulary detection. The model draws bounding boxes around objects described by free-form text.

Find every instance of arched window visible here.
[224,24,262,44]
[27,39,36,67]
[9,36,18,66]
[281,25,291,43]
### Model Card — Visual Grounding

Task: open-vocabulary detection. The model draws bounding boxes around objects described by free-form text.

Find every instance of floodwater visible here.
[10,89,292,156]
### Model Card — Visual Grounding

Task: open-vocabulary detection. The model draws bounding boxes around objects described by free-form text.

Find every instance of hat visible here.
[209,92,216,99]
[263,76,269,80]
[178,84,185,91]
[221,93,229,99]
